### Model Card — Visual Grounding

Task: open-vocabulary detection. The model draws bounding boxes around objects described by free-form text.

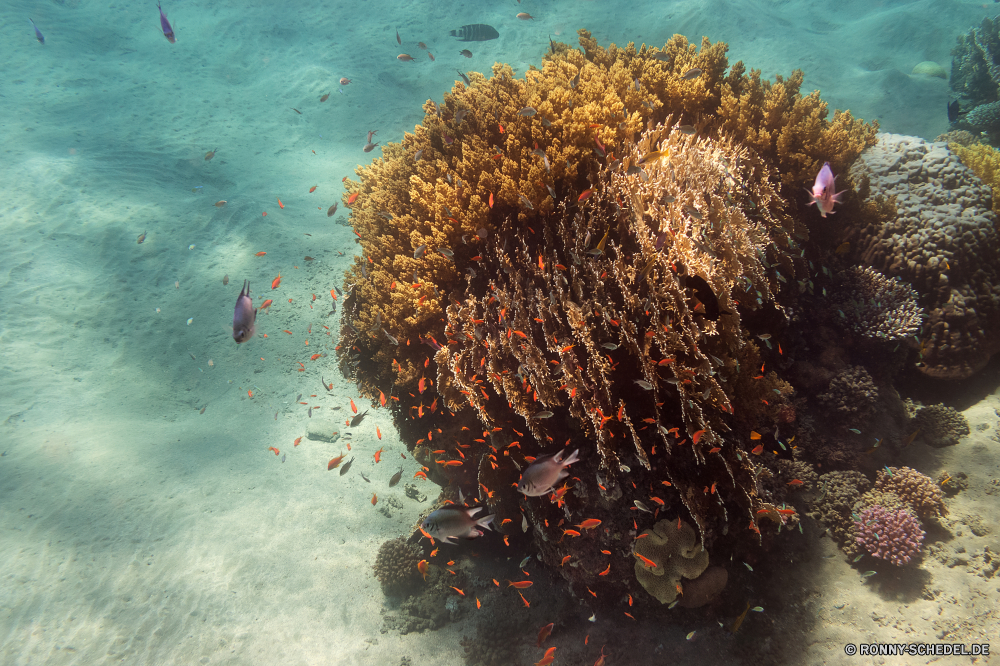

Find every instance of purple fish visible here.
[807,162,845,218]
[157,2,176,43]
[232,280,257,344]
[517,448,580,497]
[29,19,44,45]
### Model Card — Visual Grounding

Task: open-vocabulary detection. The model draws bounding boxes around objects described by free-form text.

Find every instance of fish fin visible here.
[477,514,495,531]
[466,506,482,517]
[562,449,581,466]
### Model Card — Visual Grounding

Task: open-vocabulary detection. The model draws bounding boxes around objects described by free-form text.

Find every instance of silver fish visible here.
[421,506,494,544]
[634,500,652,513]
[389,467,403,487]
[532,411,554,419]
[383,328,399,345]
[456,69,472,85]
[517,449,580,496]
[308,406,312,418]
[634,380,654,390]
[363,141,379,153]
[439,247,455,259]
[518,106,537,116]
[682,68,703,80]
[414,244,427,259]
[601,342,618,350]
[414,149,423,162]
[339,457,354,475]
[232,280,257,344]
[677,125,696,135]
[455,109,469,123]
[360,471,370,483]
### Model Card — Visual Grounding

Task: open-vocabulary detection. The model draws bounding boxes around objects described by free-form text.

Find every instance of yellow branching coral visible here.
[335,30,877,537]
[950,142,1000,215]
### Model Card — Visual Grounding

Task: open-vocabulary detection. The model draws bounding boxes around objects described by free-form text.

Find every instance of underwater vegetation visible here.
[333,29,982,626]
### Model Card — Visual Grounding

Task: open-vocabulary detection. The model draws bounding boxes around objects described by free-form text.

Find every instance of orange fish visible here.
[310,353,322,360]
[537,622,554,647]
[535,647,556,666]
[508,580,533,589]
[488,191,494,208]
[560,554,572,566]
[418,376,426,393]
[350,398,358,414]
[519,591,530,608]
[283,329,293,335]
[599,563,611,576]
[562,529,581,537]
[441,460,462,467]
[634,552,657,568]
[374,447,384,463]
[692,429,705,446]
[268,447,279,455]
[255,251,267,256]
[750,431,762,440]
[594,645,607,666]
[327,454,345,470]
[417,559,428,580]
[347,192,359,205]
[578,188,593,201]
[276,197,284,209]
[380,391,387,407]
[451,586,465,596]
[376,426,382,440]
[293,437,302,446]
[787,479,804,486]
[577,519,601,530]
[751,444,764,455]
[271,273,282,289]
[371,493,378,505]
[309,185,317,193]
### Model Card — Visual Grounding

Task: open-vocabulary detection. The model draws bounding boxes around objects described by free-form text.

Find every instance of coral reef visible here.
[374,536,423,596]
[817,366,879,422]
[937,129,981,147]
[854,505,925,565]
[830,267,924,341]
[950,141,1000,215]
[336,30,878,604]
[874,466,947,518]
[950,17,1000,127]
[911,403,970,448]
[633,519,709,604]
[850,133,1000,379]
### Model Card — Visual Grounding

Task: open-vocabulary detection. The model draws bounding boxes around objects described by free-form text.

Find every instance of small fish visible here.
[223,274,229,285]
[136,231,147,244]
[455,109,469,123]
[532,411,554,419]
[414,149,424,161]
[232,280,257,344]
[340,77,351,85]
[861,571,876,579]
[319,94,329,102]
[750,606,764,612]
[459,49,473,58]
[417,559,428,580]
[350,410,369,427]
[516,12,534,19]
[292,108,301,114]
[743,562,753,571]
[853,554,864,563]
[360,471,370,483]
[518,107,537,117]
[456,70,472,85]
[397,54,415,61]
[389,467,403,487]
[577,519,601,530]
[372,493,378,506]
[204,148,217,161]
[518,449,579,496]
[682,68,703,80]
[29,19,44,44]
[686,631,696,641]
[676,125,696,135]
[339,457,354,475]
[327,453,346,470]
[421,506,494,544]
[414,244,427,259]
[327,203,338,217]
[634,380,653,390]
[157,2,176,43]
[633,500,652,513]
[601,343,618,350]
[396,28,401,45]
[449,24,499,42]
[536,622,554,647]
[807,162,846,217]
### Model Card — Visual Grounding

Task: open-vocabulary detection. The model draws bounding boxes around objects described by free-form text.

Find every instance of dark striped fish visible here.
[449,24,499,42]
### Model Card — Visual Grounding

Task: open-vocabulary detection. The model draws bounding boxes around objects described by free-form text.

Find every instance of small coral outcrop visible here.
[831,267,924,341]
[874,466,948,518]
[950,17,1000,135]
[374,536,423,596]
[633,519,709,604]
[911,403,970,448]
[850,133,1000,379]
[854,505,925,565]
[817,366,879,422]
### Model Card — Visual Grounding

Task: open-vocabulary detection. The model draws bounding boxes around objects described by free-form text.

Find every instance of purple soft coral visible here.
[855,505,925,566]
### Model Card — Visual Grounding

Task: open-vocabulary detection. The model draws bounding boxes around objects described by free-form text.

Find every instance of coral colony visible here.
[854,506,925,566]
[347,31,972,610]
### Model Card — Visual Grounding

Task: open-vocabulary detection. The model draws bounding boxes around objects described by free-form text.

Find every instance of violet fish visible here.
[232,280,257,344]
[157,2,176,43]
[807,162,845,217]
[517,448,580,496]
[421,506,494,544]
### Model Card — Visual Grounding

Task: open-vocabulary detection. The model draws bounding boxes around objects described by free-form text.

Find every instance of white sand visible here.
[0,0,995,663]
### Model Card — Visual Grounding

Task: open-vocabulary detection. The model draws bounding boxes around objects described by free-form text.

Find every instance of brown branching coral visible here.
[335,31,878,558]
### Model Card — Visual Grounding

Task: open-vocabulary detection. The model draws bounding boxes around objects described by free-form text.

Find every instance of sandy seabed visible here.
[0,0,997,663]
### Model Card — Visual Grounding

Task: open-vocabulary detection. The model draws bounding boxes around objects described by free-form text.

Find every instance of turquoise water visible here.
[0,1,994,664]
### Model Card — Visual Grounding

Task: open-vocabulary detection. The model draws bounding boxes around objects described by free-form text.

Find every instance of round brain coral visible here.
[373,536,423,596]
[633,519,709,604]
[850,133,1000,379]
[854,504,925,565]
